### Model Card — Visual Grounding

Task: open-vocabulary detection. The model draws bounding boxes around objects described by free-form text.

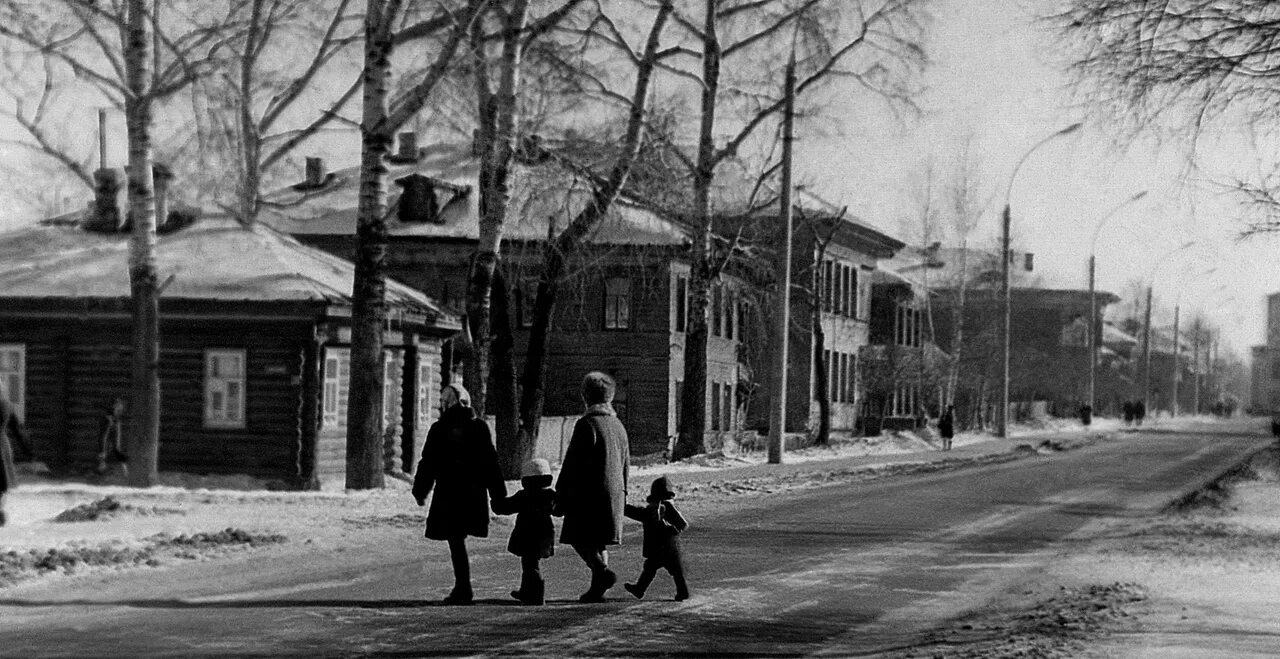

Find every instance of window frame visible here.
[604,276,632,330]
[0,343,25,421]
[203,348,247,429]
[322,347,350,429]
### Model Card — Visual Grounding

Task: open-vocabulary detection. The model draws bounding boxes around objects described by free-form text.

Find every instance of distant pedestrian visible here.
[623,476,690,601]
[555,371,629,603]
[96,397,127,476]
[1134,400,1147,426]
[938,405,955,451]
[0,395,33,527]
[1122,400,1134,425]
[412,383,506,605]
[492,458,557,605]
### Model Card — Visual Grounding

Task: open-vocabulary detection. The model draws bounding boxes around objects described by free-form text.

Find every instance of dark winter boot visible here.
[512,572,545,605]
[623,582,645,599]
[579,568,616,603]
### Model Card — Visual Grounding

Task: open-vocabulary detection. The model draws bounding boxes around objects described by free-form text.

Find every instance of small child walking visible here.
[623,476,690,601]
[492,458,557,605]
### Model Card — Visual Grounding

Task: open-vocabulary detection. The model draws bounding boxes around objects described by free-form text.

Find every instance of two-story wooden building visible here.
[259,138,751,456]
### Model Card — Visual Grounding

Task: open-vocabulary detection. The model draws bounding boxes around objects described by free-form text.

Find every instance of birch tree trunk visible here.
[468,2,528,476]
[347,0,402,490]
[672,0,719,461]
[125,0,160,487]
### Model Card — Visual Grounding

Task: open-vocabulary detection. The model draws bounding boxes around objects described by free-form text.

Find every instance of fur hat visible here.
[647,476,676,502]
[522,458,552,479]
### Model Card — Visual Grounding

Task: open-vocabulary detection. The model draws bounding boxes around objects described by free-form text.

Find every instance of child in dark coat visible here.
[492,458,557,605]
[623,476,690,601]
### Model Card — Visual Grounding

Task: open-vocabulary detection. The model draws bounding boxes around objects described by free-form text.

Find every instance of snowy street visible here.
[0,419,1268,657]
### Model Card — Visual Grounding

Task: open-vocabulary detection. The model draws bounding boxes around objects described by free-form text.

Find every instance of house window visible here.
[383,353,399,426]
[848,353,858,404]
[204,349,246,429]
[723,382,733,431]
[516,280,538,329]
[711,382,722,431]
[858,267,872,320]
[674,275,688,332]
[712,285,723,337]
[824,349,833,400]
[823,260,834,312]
[604,277,631,330]
[849,268,858,319]
[725,290,736,341]
[838,353,848,403]
[323,347,350,428]
[0,344,25,420]
[417,359,432,425]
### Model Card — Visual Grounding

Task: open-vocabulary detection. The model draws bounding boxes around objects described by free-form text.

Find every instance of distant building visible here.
[1251,345,1269,413]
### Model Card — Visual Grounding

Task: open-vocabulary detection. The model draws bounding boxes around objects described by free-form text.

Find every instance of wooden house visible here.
[735,205,907,436]
[260,138,751,456]
[0,212,458,489]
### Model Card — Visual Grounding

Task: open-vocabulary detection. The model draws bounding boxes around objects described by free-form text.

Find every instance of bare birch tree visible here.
[668,0,927,460]
[1051,1,1280,234]
[0,0,243,486]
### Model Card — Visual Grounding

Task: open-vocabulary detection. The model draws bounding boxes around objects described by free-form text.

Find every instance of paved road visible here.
[0,426,1268,657]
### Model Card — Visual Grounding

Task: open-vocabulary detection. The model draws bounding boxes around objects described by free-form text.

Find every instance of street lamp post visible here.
[1170,277,1224,417]
[999,123,1082,438]
[1087,191,1147,417]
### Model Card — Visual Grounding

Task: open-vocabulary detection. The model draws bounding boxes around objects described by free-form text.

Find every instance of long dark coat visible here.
[624,500,688,561]
[938,410,954,439]
[0,397,30,494]
[555,404,629,547]
[492,479,556,559]
[412,405,506,541]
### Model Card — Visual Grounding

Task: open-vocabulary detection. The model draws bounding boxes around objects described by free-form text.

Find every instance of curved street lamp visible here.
[999,122,1083,438]
[1087,190,1148,416]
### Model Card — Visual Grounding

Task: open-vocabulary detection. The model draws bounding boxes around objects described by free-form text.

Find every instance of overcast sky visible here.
[799,0,1278,356]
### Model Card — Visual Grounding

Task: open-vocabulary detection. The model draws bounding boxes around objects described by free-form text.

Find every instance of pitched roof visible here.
[0,216,455,327]
[257,142,691,248]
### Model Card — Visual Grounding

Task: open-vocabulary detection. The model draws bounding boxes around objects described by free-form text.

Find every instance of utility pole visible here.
[767,50,795,465]
[999,206,1011,437]
[1171,304,1180,416]
[1141,286,1153,413]
[1087,254,1096,413]
[1192,319,1202,415]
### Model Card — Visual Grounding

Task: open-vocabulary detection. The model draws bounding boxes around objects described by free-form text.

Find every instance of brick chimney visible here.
[90,167,122,232]
[305,157,326,187]
[389,131,419,163]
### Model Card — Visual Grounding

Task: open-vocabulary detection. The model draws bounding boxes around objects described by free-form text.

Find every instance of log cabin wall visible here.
[0,313,314,485]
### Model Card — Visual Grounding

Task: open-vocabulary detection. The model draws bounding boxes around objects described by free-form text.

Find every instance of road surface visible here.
[0,426,1267,657]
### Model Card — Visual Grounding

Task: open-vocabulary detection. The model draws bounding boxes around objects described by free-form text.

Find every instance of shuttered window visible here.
[711,382,722,431]
[604,277,631,330]
[674,275,688,332]
[323,348,350,428]
[0,344,25,420]
[383,352,400,426]
[204,349,246,429]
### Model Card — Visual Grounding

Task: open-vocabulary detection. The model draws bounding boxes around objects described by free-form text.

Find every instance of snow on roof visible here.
[0,216,452,322]
[258,142,691,248]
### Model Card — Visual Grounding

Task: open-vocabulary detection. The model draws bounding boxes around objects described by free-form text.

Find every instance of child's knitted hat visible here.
[523,458,552,479]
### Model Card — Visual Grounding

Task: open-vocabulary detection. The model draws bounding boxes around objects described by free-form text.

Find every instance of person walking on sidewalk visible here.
[938,404,955,452]
[0,395,33,527]
[492,458,557,605]
[412,384,506,605]
[623,476,690,601]
[555,371,629,603]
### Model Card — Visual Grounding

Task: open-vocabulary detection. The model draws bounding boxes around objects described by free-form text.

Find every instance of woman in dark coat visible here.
[412,384,506,605]
[938,404,955,451]
[492,458,556,605]
[555,371,629,603]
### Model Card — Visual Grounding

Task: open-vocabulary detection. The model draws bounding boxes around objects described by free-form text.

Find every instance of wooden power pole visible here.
[767,51,796,465]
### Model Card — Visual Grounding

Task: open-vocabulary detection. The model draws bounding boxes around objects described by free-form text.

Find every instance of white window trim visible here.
[604,277,631,330]
[0,343,25,421]
[204,348,246,429]
[322,347,350,429]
